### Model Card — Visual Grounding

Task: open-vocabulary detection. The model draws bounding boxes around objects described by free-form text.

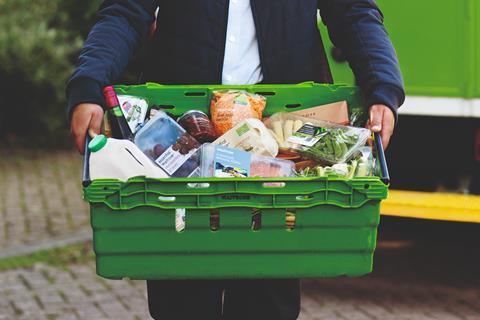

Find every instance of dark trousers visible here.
[147,279,300,320]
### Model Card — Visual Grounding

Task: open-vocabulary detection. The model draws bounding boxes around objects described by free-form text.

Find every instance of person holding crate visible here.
[67,0,404,319]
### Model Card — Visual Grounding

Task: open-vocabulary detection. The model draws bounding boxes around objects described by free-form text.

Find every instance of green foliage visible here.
[0,0,101,146]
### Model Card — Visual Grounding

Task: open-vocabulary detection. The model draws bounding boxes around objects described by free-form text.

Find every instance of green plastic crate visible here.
[82,82,389,280]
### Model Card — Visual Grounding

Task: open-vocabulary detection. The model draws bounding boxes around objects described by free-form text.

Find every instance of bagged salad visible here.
[264,113,371,164]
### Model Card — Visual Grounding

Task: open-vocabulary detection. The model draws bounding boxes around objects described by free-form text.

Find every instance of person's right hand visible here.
[71,103,104,154]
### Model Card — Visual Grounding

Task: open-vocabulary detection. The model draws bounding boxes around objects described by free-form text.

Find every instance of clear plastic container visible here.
[134,111,201,177]
[200,143,295,178]
[264,112,371,164]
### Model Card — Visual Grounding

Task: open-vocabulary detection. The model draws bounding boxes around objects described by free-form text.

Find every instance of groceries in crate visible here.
[177,110,218,143]
[103,86,133,139]
[295,146,376,178]
[200,144,295,178]
[102,112,113,138]
[210,90,266,135]
[89,87,376,181]
[264,112,371,164]
[88,134,168,181]
[213,119,278,157]
[117,95,149,134]
[134,111,201,178]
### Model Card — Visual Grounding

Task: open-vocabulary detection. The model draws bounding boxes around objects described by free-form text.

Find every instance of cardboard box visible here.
[291,100,349,125]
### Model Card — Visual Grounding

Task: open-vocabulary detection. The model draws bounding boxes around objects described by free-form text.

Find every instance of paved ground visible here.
[1,149,480,320]
[0,148,89,250]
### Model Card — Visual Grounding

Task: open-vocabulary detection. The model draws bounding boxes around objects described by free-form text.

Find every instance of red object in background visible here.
[475,128,480,162]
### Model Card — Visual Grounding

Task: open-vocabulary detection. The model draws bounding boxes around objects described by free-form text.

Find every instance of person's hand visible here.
[71,103,104,154]
[367,104,395,150]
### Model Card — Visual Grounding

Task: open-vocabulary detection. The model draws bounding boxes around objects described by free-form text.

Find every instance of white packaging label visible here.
[118,95,149,133]
[286,124,326,147]
[155,146,197,176]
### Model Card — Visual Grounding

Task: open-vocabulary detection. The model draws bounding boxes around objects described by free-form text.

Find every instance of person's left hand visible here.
[367,104,395,150]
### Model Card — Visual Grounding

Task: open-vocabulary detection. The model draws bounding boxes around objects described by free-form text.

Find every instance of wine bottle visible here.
[103,86,132,139]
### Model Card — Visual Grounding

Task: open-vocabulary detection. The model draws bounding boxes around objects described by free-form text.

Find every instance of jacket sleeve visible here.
[66,0,158,120]
[318,0,405,119]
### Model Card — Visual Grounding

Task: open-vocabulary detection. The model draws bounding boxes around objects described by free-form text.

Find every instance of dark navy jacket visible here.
[67,0,405,119]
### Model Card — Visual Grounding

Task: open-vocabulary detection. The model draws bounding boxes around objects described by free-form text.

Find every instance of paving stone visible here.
[0,149,89,251]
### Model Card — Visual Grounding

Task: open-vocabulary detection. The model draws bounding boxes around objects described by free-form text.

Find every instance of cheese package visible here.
[213,119,278,157]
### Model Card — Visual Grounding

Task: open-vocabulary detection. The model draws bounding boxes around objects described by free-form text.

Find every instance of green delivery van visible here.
[319,0,480,221]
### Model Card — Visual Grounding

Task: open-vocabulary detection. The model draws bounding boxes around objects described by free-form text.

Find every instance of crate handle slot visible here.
[262,182,286,188]
[156,105,176,110]
[184,91,206,97]
[295,195,313,202]
[285,103,302,109]
[252,208,261,230]
[285,209,296,230]
[175,208,186,232]
[254,91,276,96]
[210,209,220,231]
[158,196,176,202]
[187,183,210,189]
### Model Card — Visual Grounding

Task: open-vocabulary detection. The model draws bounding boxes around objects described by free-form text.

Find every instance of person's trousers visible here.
[147,279,300,320]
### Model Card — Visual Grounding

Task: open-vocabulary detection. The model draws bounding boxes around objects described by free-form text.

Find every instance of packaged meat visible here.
[200,144,294,178]
[210,90,266,135]
[213,119,278,157]
[134,111,201,177]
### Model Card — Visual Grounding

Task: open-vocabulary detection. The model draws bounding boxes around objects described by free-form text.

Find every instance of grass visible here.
[0,241,94,271]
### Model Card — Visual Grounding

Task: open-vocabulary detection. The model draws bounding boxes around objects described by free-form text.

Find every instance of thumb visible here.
[369,105,383,132]
[88,108,104,138]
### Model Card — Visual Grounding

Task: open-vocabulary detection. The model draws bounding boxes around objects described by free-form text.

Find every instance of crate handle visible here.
[295,195,314,201]
[82,132,92,187]
[374,132,390,185]
[263,182,286,188]
[158,196,176,202]
[187,183,210,189]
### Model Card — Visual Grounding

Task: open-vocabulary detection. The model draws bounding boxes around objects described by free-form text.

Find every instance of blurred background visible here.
[0,0,479,319]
